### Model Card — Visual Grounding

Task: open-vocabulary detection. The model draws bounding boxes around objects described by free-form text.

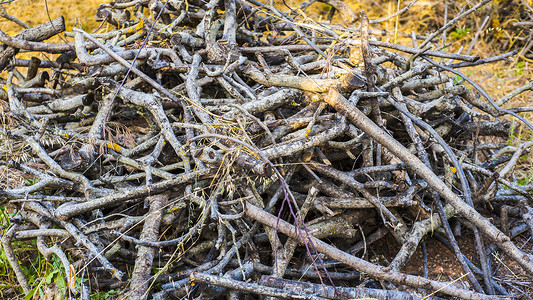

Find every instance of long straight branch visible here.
[245,202,498,300]
[323,88,533,275]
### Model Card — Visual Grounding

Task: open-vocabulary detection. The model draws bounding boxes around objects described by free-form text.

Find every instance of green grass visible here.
[450,27,472,40]
[24,254,68,300]
[0,206,72,298]
[1,203,123,298]
[0,205,16,294]
[91,289,119,300]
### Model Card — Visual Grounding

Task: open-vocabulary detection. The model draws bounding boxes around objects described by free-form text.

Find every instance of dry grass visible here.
[1,0,530,114]
[0,0,103,79]
[295,0,533,182]
[296,0,533,123]
[0,0,102,35]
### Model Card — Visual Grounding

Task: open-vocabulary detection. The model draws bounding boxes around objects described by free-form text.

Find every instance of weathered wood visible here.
[0,16,65,71]
[1,1,532,299]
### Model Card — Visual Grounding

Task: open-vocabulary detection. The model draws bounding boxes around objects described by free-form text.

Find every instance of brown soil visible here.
[370,228,533,298]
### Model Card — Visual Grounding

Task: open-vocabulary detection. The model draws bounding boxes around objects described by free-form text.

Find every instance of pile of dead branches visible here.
[1,0,533,299]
